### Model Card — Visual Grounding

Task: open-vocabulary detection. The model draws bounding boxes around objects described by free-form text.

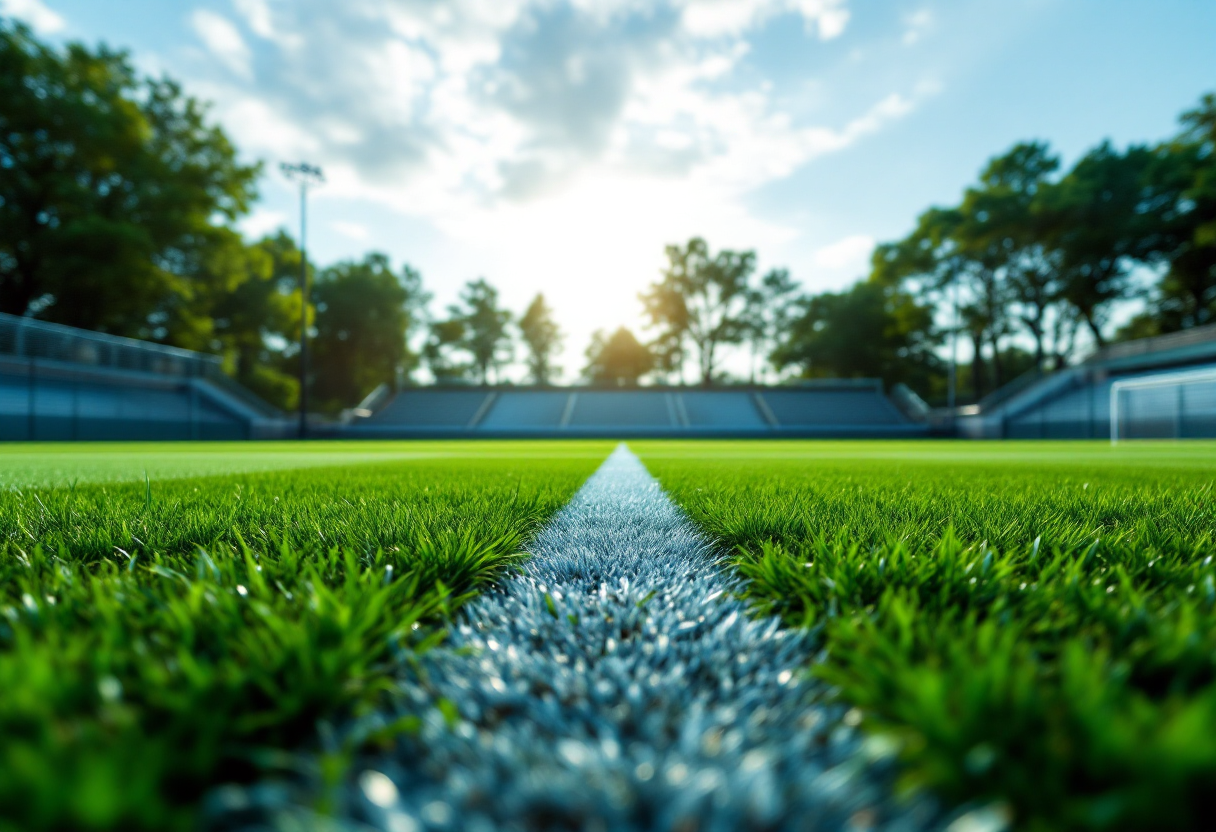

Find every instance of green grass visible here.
[635,440,1216,832]
[0,440,610,832]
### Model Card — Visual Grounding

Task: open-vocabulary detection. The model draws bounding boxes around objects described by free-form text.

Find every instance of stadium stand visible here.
[344,380,926,438]
[957,324,1216,439]
[760,383,907,427]
[479,391,569,430]
[0,312,290,440]
[0,313,928,441]
[364,389,493,430]
[681,391,768,429]
[566,391,675,429]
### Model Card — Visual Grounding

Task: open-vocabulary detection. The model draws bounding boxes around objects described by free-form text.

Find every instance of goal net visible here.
[1110,367,1216,445]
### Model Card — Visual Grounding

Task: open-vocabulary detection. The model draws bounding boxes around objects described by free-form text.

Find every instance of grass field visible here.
[636,440,1216,832]
[0,441,611,831]
[3,438,1214,831]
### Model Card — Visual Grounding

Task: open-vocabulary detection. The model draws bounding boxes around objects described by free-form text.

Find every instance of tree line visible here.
[614,92,1216,401]
[3,19,1213,410]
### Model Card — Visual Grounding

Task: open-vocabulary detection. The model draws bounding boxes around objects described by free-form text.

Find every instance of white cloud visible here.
[233,0,273,39]
[813,234,874,271]
[191,9,252,78]
[679,0,850,38]
[1,0,64,33]
[331,220,370,240]
[233,0,303,48]
[903,8,932,45]
[239,208,288,239]
[171,0,932,355]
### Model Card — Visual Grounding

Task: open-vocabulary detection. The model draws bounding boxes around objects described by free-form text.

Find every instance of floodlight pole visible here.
[947,272,958,413]
[281,162,324,439]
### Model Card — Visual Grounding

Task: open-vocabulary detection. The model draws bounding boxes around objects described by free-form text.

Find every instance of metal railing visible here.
[1086,323,1216,365]
[0,313,285,431]
[0,312,223,378]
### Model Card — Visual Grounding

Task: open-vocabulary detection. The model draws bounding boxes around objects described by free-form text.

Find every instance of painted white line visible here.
[220,445,936,830]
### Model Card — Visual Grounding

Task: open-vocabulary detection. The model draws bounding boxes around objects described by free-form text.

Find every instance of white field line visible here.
[271,445,936,831]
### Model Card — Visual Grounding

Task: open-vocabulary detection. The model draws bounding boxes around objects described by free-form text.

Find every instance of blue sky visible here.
[4,0,1215,379]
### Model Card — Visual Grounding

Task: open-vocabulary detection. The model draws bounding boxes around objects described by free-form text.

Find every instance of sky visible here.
[4,0,1215,381]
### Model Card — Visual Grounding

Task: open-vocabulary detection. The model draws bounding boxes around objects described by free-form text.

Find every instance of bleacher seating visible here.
[345,383,925,438]
[0,313,288,441]
[367,389,492,428]
[567,392,675,429]
[759,388,905,426]
[681,391,767,428]
[480,391,569,430]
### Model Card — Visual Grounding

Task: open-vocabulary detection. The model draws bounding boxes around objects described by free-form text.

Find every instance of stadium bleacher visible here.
[347,380,926,438]
[0,313,288,441]
[681,391,768,429]
[760,388,907,426]
[479,391,569,430]
[959,324,1216,439]
[366,389,493,429]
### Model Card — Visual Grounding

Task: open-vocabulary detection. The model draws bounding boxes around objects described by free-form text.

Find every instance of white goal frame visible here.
[1110,367,1216,445]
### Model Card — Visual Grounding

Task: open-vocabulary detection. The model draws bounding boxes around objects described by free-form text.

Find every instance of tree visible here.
[447,278,512,384]
[206,231,304,409]
[1141,95,1216,330]
[964,142,1064,370]
[518,293,563,385]
[872,144,1074,397]
[640,237,755,385]
[639,276,690,383]
[772,280,941,395]
[0,20,259,338]
[872,207,999,397]
[584,327,654,387]
[422,319,471,383]
[741,268,800,383]
[310,253,422,412]
[1045,142,1153,347]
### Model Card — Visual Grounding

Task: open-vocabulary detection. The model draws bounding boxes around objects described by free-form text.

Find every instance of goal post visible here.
[1110,366,1216,445]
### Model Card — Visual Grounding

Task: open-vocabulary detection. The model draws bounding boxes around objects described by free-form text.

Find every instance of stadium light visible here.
[280,162,324,439]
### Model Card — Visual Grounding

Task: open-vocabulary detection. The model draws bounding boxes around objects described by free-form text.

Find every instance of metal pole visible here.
[947,273,958,412]
[298,179,308,439]
[281,162,324,440]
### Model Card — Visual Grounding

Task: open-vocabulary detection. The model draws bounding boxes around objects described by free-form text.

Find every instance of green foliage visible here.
[870,92,1216,399]
[0,443,603,830]
[640,237,756,385]
[740,268,800,384]
[311,253,424,412]
[423,318,473,383]
[1141,95,1216,331]
[518,293,563,385]
[440,278,513,385]
[0,19,259,338]
[584,326,654,386]
[1046,143,1156,348]
[639,440,1216,831]
[210,231,307,410]
[772,280,941,390]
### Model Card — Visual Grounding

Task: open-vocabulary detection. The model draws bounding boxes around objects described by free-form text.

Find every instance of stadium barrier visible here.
[955,324,1216,440]
[0,313,290,441]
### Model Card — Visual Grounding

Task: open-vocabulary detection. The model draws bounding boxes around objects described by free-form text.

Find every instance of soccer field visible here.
[2,439,1214,831]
